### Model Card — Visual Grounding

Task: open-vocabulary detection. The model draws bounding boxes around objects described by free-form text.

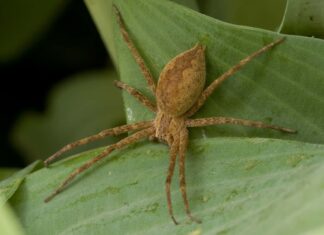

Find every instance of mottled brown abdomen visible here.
[156,44,206,117]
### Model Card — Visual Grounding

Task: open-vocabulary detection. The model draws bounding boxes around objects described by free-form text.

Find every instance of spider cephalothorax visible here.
[44,6,296,224]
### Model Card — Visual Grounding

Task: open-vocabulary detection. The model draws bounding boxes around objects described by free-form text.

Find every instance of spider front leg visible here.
[178,128,202,224]
[44,126,155,202]
[114,80,156,112]
[113,5,156,94]
[186,37,285,117]
[44,121,153,166]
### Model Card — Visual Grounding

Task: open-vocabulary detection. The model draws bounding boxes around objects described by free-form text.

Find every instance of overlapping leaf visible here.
[112,0,324,144]
[6,0,324,234]
[280,0,324,38]
[0,161,40,204]
[9,138,324,235]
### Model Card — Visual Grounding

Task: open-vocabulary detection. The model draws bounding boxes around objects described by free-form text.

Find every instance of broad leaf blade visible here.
[84,0,116,64]
[0,199,25,235]
[0,168,19,181]
[198,0,286,30]
[280,0,324,38]
[112,0,324,144]
[9,138,324,234]
[0,161,40,204]
[85,0,199,66]
[172,0,199,10]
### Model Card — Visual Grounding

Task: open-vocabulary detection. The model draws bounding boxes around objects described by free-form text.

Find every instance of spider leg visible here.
[178,128,202,224]
[44,126,155,203]
[114,80,156,112]
[44,121,153,167]
[186,38,285,117]
[186,117,297,133]
[166,135,180,225]
[113,5,156,94]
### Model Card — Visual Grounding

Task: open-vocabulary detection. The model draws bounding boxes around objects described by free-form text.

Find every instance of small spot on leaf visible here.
[286,155,310,167]
[105,186,121,194]
[188,228,202,235]
[144,202,159,213]
[225,189,239,201]
[244,160,260,171]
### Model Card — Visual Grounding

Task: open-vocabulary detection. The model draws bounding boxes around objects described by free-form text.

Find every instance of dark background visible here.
[0,0,108,167]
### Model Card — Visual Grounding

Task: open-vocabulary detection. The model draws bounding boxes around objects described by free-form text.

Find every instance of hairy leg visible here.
[186,117,296,133]
[166,136,180,225]
[114,80,156,112]
[113,5,156,94]
[178,128,201,223]
[44,127,155,202]
[186,38,285,117]
[44,121,153,166]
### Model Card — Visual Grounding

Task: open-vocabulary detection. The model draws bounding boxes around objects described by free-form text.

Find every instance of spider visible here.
[44,6,296,225]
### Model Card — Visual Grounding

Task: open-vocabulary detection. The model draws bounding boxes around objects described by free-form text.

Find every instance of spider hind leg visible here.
[44,126,155,203]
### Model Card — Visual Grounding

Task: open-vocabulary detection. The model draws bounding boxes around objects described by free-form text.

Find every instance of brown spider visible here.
[44,6,296,224]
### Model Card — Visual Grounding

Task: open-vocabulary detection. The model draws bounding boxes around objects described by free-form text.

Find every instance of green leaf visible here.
[9,1,324,234]
[110,0,324,144]
[0,199,25,235]
[0,161,40,204]
[172,0,199,10]
[0,168,19,181]
[9,138,324,234]
[0,0,69,62]
[84,0,199,66]
[280,0,324,38]
[85,0,116,64]
[198,0,286,30]
[11,70,125,162]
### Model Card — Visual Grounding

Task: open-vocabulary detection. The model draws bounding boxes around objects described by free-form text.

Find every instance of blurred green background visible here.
[0,0,288,168]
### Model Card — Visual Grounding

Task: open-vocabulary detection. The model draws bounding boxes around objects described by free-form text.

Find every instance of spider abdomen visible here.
[156,44,206,117]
